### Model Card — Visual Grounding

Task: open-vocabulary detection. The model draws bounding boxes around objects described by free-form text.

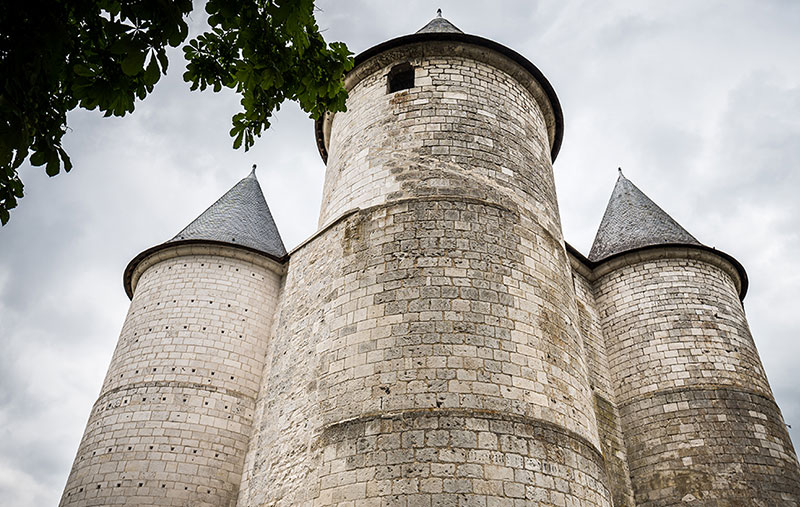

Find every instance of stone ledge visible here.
[315,407,605,462]
[293,194,568,264]
[567,243,747,299]
[92,380,256,409]
[125,242,285,299]
[617,384,778,413]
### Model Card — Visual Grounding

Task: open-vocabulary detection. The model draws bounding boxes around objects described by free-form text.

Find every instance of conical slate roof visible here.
[169,166,286,259]
[588,171,701,262]
[416,10,463,34]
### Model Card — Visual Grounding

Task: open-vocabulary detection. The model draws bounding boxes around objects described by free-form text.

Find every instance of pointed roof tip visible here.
[168,169,287,259]
[417,11,463,34]
[588,173,701,262]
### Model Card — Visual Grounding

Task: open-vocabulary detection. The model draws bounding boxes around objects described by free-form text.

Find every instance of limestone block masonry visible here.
[61,245,283,506]
[240,199,610,505]
[238,35,611,505]
[594,249,800,505]
[60,15,800,507]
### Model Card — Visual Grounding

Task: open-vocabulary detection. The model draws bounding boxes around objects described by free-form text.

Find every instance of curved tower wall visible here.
[240,41,612,505]
[61,245,283,507]
[318,41,560,236]
[571,262,636,507]
[595,249,800,505]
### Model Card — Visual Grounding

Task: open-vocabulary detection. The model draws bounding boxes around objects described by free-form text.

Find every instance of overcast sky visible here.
[1,1,799,505]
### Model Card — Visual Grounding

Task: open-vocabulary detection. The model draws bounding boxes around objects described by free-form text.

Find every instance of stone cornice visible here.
[566,242,748,300]
[124,241,286,299]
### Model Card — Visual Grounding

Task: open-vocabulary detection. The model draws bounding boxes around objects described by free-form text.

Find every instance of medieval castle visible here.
[61,13,800,506]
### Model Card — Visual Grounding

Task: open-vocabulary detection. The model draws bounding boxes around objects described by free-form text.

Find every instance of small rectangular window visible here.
[388,63,415,93]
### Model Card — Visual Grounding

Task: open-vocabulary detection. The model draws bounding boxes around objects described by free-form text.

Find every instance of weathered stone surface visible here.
[60,246,283,506]
[595,253,800,505]
[621,387,799,506]
[240,35,608,505]
[319,43,559,237]
[314,411,610,506]
[240,194,610,505]
[573,271,635,507]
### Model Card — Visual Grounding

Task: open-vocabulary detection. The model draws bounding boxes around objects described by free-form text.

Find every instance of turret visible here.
[60,167,286,506]
[315,11,563,228]
[239,13,613,506]
[591,171,800,504]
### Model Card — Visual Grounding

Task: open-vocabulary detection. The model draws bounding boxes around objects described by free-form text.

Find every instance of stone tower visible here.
[60,168,287,505]
[61,13,800,507]
[585,171,800,504]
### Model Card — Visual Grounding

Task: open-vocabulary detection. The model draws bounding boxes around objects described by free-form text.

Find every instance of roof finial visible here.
[437,8,442,17]
[251,164,257,175]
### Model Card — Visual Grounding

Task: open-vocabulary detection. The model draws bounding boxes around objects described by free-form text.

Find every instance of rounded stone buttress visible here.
[240,37,611,505]
[60,244,283,507]
[594,247,800,505]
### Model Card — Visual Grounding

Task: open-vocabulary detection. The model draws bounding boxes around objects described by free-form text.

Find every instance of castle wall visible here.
[239,41,612,505]
[570,263,635,507]
[318,41,559,239]
[594,249,800,505]
[240,204,610,506]
[60,245,283,507]
[235,218,346,506]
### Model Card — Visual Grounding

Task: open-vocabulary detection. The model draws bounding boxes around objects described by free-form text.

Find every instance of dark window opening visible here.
[388,64,415,93]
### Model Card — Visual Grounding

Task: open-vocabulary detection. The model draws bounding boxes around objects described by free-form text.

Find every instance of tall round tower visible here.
[239,14,612,506]
[590,172,800,504]
[60,169,287,506]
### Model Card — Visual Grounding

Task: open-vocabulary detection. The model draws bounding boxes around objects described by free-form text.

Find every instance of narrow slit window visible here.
[387,63,415,93]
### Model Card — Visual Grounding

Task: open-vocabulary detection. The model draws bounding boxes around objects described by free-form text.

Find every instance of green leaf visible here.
[143,56,159,85]
[121,51,147,76]
[108,37,134,55]
[168,26,186,47]
[0,146,11,167]
[157,50,169,72]
[73,64,93,77]
[45,152,60,176]
[30,150,47,167]
[232,128,244,149]
[58,147,73,173]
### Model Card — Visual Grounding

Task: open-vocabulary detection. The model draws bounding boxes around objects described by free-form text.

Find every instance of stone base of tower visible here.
[237,197,610,506]
[60,384,251,506]
[620,387,800,506]
[313,410,611,506]
[593,249,800,506]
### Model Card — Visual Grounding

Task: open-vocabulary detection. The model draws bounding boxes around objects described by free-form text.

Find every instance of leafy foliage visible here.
[184,0,353,151]
[0,0,352,225]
